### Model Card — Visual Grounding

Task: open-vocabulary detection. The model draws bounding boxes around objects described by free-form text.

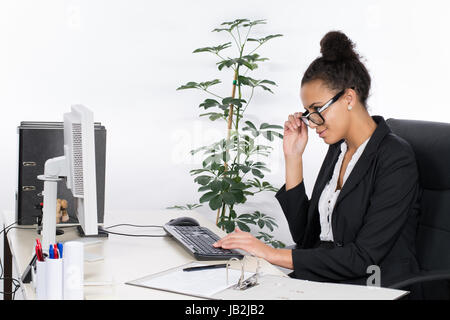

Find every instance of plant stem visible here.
[241,87,255,115]
[228,31,241,55]
[236,26,242,47]
[216,207,221,226]
[203,89,223,100]
[219,201,226,230]
[247,42,263,56]
[243,25,252,44]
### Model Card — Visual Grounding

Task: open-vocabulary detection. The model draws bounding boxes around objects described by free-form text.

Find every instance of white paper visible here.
[139,263,255,298]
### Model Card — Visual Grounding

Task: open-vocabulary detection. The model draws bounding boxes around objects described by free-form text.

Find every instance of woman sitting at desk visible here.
[213,30,421,288]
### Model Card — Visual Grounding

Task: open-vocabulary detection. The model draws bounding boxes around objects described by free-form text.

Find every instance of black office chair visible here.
[386,118,450,300]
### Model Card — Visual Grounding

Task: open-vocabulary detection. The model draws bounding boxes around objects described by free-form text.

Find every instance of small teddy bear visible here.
[56,198,70,223]
[60,199,69,222]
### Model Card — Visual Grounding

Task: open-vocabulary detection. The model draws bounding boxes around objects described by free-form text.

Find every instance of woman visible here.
[213,31,421,287]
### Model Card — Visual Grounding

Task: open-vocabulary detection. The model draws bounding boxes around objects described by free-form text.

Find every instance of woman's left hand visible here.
[213,228,274,260]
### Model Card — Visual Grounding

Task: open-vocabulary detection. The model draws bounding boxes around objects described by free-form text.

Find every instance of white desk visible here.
[1,209,287,300]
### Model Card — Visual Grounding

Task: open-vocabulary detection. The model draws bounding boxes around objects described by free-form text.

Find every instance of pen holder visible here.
[35,260,47,300]
[45,258,63,300]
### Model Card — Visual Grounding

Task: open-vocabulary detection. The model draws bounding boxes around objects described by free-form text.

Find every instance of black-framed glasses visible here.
[301,89,346,127]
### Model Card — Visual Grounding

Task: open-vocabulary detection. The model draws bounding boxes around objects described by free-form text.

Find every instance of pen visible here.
[35,246,41,262]
[49,245,54,259]
[183,264,227,272]
[57,243,63,258]
[35,239,43,261]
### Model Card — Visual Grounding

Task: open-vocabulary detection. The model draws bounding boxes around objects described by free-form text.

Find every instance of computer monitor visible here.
[38,105,99,252]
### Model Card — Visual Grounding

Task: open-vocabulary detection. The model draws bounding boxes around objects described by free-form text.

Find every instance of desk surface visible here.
[2,209,287,300]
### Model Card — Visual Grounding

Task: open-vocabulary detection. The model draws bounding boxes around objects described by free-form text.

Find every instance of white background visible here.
[1,0,450,253]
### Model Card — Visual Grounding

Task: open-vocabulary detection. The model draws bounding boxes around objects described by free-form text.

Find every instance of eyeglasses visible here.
[301,89,346,127]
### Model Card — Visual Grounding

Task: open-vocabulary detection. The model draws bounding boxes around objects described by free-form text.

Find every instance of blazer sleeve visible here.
[290,142,420,283]
[275,180,310,245]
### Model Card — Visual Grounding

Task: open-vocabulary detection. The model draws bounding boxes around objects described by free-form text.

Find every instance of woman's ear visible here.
[345,88,356,105]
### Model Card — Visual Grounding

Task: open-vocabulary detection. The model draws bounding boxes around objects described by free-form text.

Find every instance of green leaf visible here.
[237,213,254,219]
[242,53,267,62]
[223,220,236,233]
[261,130,274,141]
[199,99,221,110]
[222,97,247,107]
[221,179,230,190]
[166,203,202,210]
[271,131,284,139]
[247,34,283,44]
[237,76,277,92]
[199,112,225,121]
[197,185,211,192]
[236,221,250,232]
[230,189,245,203]
[242,19,267,27]
[209,180,222,193]
[244,121,257,131]
[199,191,218,203]
[209,195,222,210]
[259,123,283,130]
[212,27,230,33]
[193,42,232,54]
[230,181,247,190]
[198,79,221,90]
[259,79,277,86]
[235,58,257,70]
[252,168,264,178]
[177,79,221,91]
[220,19,250,31]
[176,81,199,90]
[194,175,212,185]
[259,85,274,93]
[237,164,251,173]
[222,192,236,205]
[217,58,237,71]
[257,219,265,229]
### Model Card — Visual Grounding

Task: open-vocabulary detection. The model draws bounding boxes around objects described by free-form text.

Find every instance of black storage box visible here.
[16,121,106,226]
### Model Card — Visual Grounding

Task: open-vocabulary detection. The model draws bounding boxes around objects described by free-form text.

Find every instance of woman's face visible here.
[300,79,352,145]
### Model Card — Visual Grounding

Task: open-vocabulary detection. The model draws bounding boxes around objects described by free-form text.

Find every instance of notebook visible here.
[125,261,255,299]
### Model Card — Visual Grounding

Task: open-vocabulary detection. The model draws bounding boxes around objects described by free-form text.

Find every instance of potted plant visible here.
[169,18,285,248]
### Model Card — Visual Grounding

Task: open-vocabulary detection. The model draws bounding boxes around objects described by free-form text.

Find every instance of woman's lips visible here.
[319,129,327,137]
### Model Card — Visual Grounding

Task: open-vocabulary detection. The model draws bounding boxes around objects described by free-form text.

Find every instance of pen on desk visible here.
[54,244,59,259]
[57,243,63,258]
[49,245,54,259]
[35,239,43,261]
[183,264,227,272]
[35,245,41,262]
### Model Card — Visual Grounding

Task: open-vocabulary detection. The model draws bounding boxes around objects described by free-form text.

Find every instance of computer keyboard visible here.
[164,224,244,260]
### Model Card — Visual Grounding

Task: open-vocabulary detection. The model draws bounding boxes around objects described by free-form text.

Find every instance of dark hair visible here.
[301,31,371,108]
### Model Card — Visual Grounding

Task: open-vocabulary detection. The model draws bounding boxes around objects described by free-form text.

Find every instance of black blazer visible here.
[275,115,422,286]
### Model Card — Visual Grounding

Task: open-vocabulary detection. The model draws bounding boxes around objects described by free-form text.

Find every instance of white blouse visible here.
[318,136,371,241]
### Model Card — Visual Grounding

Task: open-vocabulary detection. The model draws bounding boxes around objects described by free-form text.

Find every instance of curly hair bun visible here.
[320,31,358,62]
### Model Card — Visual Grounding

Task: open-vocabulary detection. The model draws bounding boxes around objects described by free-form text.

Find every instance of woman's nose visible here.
[308,121,318,129]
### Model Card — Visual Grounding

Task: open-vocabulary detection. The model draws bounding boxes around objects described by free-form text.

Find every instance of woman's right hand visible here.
[283,112,308,158]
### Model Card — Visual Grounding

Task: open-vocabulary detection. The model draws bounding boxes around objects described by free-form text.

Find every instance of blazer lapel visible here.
[306,115,391,224]
[335,115,391,206]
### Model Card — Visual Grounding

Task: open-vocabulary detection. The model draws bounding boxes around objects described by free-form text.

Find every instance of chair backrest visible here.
[387,118,450,298]
[386,118,450,271]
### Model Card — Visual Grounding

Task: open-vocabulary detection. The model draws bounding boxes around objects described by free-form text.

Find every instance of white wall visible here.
[1,0,449,247]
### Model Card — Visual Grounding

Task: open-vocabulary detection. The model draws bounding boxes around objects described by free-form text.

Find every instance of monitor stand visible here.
[76,225,109,238]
